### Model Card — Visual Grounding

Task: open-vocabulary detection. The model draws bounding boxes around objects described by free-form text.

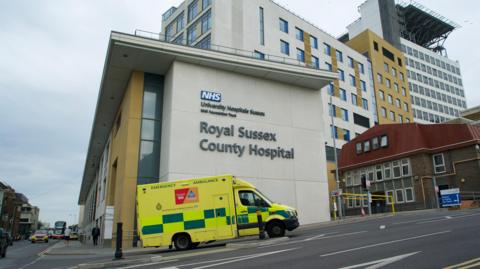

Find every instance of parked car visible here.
[31,230,49,243]
[0,228,8,258]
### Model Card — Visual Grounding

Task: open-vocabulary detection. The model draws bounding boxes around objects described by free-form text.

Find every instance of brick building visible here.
[337,123,480,215]
[0,181,29,238]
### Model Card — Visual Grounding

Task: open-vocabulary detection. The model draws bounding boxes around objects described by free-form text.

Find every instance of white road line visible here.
[338,252,420,269]
[190,247,299,269]
[18,255,44,269]
[444,257,480,269]
[417,213,480,224]
[303,231,340,241]
[116,260,178,269]
[258,231,367,249]
[320,230,451,257]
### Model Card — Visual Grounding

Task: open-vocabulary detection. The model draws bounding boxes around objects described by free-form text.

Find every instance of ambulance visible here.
[137,175,299,250]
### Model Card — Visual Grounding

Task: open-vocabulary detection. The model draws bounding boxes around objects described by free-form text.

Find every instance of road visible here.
[4,209,480,269]
[111,209,480,269]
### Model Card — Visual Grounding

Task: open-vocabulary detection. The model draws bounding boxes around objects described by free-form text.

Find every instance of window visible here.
[295,27,304,41]
[399,115,403,123]
[259,7,265,45]
[383,162,391,179]
[351,93,358,105]
[328,104,336,117]
[405,188,415,202]
[373,41,379,51]
[344,129,351,141]
[392,67,397,77]
[395,99,401,108]
[363,140,371,152]
[372,137,379,150]
[379,90,385,100]
[360,80,366,92]
[346,173,353,186]
[340,88,347,101]
[376,165,383,181]
[341,108,349,121]
[395,189,405,204]
[362,98,368,110]
[394,83,399,92]
[392,161,401,178]
[312,56,319,69]
[348,57,354,68]
[356,143,362,154]
[254,50,265,60]
[400,72,405,81]
[331,125,338,139]
[384,63,389,72]
[381,107,387,118]
[338,69,345,81]
[336,50,343,62]
[388,95,393,104]
[280,40,289,55]
[327,83,334,95]
[386,190,394,204]
[202,0,211,9]
[239,190,269,207]
[297,48,305,62]
[401,159,410,176]
[402,87,407,97]
[380,135,388,147]
[279,18,288,33]
[377,73,383,84]
[358,63,365,74]
[390,111,395,121]
[386,78,391,88]
[325,62,332,71]
[349,75,356,87]
[310,35,318,49]
[433,154,446,173]
[324,43,331,55]
[188,0,199,22]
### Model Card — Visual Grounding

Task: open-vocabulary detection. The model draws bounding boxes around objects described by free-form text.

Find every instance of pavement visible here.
[7,208,480,269]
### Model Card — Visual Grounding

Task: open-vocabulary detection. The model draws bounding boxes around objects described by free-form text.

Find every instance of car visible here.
[69,232,79,240]
[0,228,8,258]
[31,230,49,243]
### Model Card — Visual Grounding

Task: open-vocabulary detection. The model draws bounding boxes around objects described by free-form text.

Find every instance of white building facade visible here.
[161,0,376,152]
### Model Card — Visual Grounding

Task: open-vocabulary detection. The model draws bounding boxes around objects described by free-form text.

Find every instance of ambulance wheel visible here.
[173,233,192,251]
[266,221,285,238]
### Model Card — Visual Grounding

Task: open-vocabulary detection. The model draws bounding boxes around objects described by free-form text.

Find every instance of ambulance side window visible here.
[239,191,269,207]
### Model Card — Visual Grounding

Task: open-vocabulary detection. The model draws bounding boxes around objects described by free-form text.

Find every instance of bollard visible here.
[114,222,123,260]
[256,210,266,240]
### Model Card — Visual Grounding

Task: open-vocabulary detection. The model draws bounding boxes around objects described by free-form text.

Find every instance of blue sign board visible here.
[440,188,461,207]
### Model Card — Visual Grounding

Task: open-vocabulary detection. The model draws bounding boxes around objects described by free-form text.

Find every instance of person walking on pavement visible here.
[64,227,72,246]
[92,226,100,246]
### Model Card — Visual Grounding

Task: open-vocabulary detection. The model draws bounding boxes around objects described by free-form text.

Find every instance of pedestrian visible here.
[64,227,72,246]
[91,226,100,246]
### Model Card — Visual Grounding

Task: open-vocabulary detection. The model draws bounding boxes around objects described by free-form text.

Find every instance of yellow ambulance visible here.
[137,175,299,250]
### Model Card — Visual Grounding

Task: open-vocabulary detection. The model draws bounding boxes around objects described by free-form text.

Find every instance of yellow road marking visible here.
[444,257,480,269]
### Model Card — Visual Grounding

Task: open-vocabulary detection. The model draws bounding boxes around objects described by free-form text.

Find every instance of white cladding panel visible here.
[160,61,330,223]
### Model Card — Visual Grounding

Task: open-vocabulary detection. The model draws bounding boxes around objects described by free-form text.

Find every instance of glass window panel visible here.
[138,140,160,182]
[141,119,161,141]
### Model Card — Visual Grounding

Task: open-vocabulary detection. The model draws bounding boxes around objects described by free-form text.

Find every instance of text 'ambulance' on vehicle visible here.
[137,175,299,250]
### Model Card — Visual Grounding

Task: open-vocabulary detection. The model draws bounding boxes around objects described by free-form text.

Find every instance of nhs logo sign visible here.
[200,91,222,102]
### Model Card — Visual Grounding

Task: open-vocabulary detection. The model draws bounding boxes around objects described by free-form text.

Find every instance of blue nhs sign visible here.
[200,91,221,102]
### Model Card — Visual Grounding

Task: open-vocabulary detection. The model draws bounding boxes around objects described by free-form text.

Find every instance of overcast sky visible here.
[0,0,478,227]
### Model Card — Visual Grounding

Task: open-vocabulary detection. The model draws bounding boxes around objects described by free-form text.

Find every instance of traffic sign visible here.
[440,188,461,207]
[331,189,343,197]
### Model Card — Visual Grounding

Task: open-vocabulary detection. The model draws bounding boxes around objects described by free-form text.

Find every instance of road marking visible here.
[417,213,480,224]
[320,230,451,257]
[190,247,299,269]
[116,260,178,269]
[304,234,326,241]
[459,261,480,269]
[258,231,367,249]
[444,257,480,269]
[18,255,44,269]
[338,252,420,269]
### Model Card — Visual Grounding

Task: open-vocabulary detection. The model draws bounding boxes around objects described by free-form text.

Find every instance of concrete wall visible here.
[160,60,331,224]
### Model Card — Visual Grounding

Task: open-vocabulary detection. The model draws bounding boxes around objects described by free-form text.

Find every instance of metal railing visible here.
[461,191,480,201]
[133,29,329,72]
